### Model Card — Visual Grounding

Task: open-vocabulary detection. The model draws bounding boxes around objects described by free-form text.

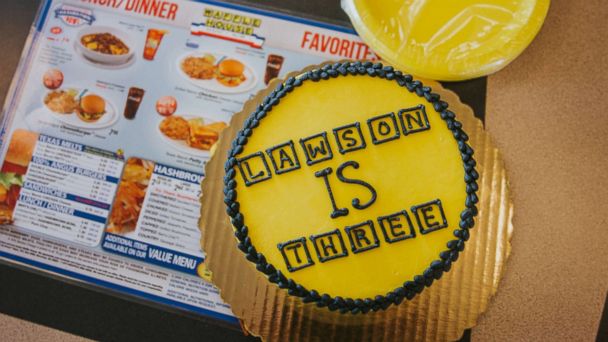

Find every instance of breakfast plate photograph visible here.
[177,51,257,94]
[34,87,119,129]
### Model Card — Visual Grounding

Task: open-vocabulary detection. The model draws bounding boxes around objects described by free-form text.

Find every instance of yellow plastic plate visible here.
[342,0,550,81]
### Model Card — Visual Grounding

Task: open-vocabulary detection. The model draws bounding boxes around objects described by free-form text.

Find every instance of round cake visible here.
[223,61,478,314]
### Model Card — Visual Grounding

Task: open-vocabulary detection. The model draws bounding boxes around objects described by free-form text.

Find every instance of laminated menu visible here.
[0,0,377,323]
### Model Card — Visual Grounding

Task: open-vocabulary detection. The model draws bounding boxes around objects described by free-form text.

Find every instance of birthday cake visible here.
[222,61,478,314]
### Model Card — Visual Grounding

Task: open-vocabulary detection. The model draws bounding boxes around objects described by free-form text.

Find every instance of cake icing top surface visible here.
[224,62,477,310]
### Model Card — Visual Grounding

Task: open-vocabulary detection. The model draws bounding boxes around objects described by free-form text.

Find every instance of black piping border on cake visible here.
[222,61,479,315]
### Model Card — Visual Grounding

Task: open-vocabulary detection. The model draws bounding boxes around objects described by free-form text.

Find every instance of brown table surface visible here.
[0,313,86,342]
[473,0,608,340]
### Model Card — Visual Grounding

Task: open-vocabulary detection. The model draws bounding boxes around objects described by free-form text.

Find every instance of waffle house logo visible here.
[54,4,95,27]
[191,8,266,48]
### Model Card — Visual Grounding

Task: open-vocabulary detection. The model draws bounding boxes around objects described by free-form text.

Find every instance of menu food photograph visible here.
[0,1,606,342]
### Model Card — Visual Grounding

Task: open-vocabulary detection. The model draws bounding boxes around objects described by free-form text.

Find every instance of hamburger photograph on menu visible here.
[0,130,38,224]
[215,59,247,87]
[76,94,106,123]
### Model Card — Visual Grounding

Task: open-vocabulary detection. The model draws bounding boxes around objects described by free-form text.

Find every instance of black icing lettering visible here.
[421,207,436,227]
[336,161,377,210]
[345,220,380,254]
[315,167,349,219]
[378,121,391,136]
[309,229,348,263]
[307,141,327,158]
[411,199,448,235]
[341,129,358,147]
[266,141,301,175]
[244,162,263,179]
[236,152,272,186]
[300,132,333,165]
[406,112,424,128]
[388,217,405,237]
[276,198,448,270]
[399,105,430,135]
[277,238,314,272]
[367,112,400,145]
[319,236,338,255]
[353,229,371,247]
[279,149,295,169]
[286,244,303,263]
[332,122,366,155]
[378,211,416,243]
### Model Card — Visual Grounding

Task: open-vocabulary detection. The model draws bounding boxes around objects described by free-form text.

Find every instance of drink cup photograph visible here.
[143,29,167,61]
[264,54,284,85]
[123,87,145,120]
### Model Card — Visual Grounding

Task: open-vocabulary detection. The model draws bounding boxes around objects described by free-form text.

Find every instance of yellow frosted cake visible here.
[222,61,478,314]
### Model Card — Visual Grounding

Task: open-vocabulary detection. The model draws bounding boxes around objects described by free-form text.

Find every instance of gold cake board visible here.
[199,62,513,342]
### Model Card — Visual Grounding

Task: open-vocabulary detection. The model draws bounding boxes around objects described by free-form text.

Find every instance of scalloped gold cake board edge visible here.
[199,61,514,342]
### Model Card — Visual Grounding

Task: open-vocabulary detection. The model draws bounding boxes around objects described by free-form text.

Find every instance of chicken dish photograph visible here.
[159,115,227,152]
[43,89,79,114]
[180,54,217,80]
